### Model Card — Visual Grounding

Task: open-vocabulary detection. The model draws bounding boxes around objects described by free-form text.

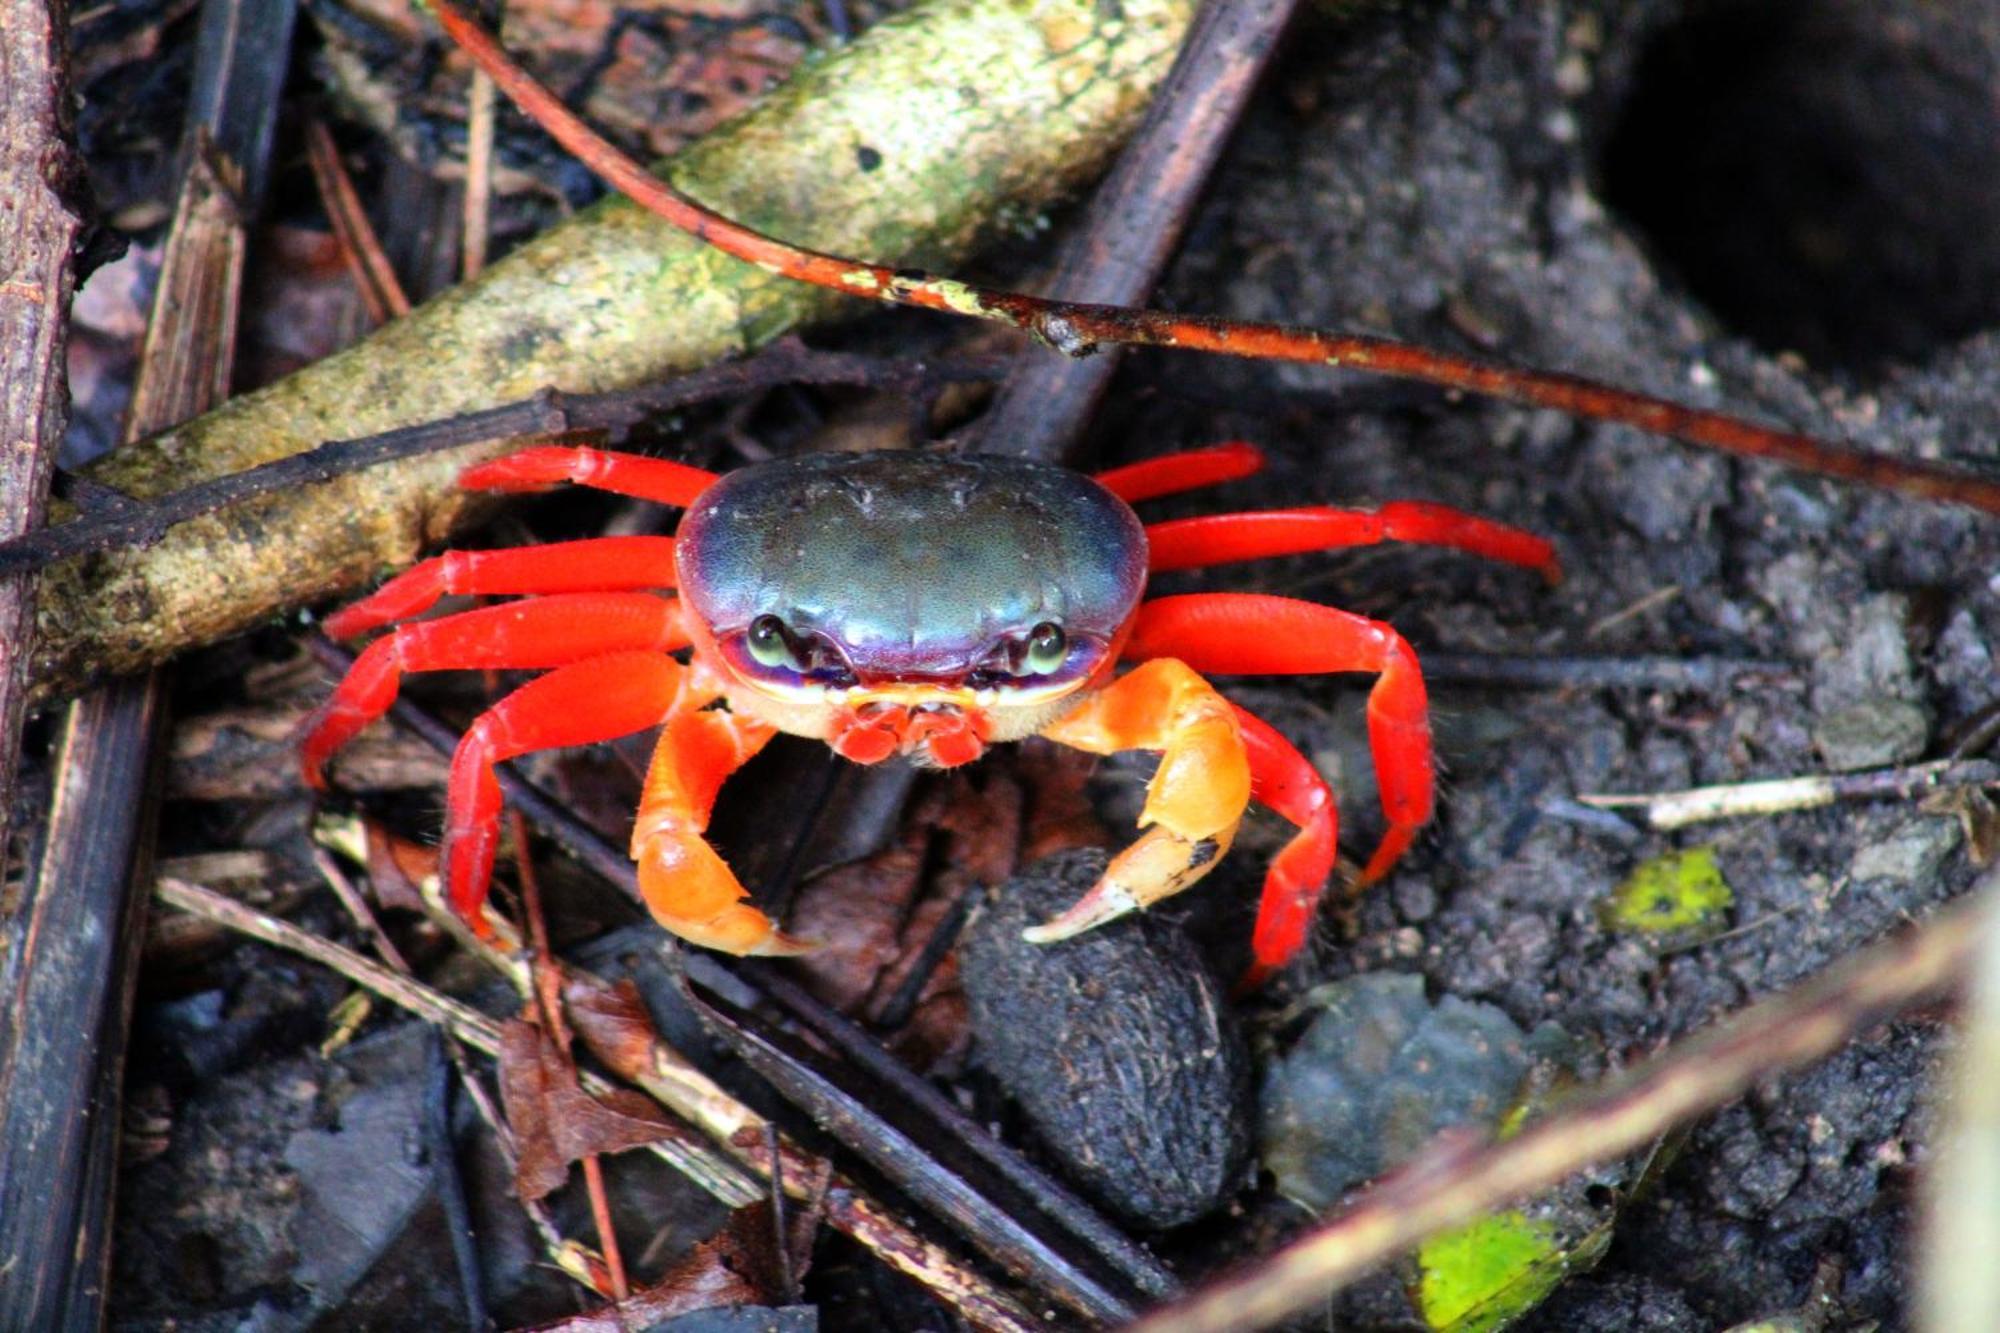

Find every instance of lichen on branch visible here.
[30,0,1197,703]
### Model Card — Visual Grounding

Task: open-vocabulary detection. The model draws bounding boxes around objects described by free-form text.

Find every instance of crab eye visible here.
[1020,622,1068,675]
[745,615,801,669]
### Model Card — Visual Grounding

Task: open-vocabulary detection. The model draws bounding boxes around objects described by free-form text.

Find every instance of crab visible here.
[301,439,1557,985]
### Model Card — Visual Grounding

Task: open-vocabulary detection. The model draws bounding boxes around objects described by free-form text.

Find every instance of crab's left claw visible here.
[1021,819,1241,944]
[1029,658,1251,940]
[635,827,816,956]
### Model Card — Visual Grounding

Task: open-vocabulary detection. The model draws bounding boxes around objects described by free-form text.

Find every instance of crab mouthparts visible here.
[828,699,991,768]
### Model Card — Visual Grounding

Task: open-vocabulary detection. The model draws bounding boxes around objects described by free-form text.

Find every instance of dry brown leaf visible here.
[517,1201,818,1330]
[562,974,666,1084]
[362,817,440,913]
[497,1014,679,1202]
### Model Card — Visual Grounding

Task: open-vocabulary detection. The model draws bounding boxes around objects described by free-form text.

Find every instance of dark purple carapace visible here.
[675,451,1147,687]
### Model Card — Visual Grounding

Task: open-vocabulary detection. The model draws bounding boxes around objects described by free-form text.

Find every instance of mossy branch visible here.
[29,0,1196,703]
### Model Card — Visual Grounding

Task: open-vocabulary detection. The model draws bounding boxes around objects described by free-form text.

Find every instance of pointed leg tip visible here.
[1023,882,1141,945]
[1231,962,1277,998]
[747,930,820,958]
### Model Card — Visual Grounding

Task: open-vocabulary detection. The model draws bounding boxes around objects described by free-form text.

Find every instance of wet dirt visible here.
[1075,0,1997,1325]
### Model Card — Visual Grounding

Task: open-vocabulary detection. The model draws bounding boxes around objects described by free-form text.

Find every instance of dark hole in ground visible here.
[1597,0,2000,379]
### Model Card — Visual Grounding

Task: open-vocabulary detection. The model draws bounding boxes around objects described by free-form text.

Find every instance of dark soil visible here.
[94,0,2000,1329]
[1090,0,1997,1325]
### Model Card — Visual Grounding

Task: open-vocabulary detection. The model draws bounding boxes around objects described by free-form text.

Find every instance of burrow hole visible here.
[1598,0,2000,379]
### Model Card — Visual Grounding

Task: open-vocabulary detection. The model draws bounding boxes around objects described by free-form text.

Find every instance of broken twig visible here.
[0,344,999,575]
[1131,875,1995,1333]
[1580,758,2000,830]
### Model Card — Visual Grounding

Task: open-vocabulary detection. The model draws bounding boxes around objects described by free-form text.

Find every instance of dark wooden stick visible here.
[0,0,103,1320]
[975,0,1307,461]
[690,980,1142,1324]
[425,1032,492,1330]
[0,685,164,1329]
[0,2,295,1321]
[0,0,83,905]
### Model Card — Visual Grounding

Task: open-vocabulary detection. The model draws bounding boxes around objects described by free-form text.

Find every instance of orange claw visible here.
[1029,658,1252,941]
[631,706,811,955]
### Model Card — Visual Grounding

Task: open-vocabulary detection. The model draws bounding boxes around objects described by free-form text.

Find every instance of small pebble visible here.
[1812,698,1930,771]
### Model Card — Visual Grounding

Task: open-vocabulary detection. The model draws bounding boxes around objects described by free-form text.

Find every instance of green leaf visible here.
[1599,846,1734,938]
[1416,1210,1569,1332]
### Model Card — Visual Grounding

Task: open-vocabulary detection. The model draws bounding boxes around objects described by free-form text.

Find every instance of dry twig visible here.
[1580,758,2000,830]
[0,343,998,573]
[1129,875,1995,1333]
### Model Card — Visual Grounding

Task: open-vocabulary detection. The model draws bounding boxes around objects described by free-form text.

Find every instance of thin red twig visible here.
[509,757,632,1300]
[304,120,411,322]
[426,0,2000,517]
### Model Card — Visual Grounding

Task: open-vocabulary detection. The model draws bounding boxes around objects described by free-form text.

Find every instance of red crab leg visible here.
[458,445,718,507]
[1146,504,1559,577]
[445,649,704,933]
[1125,592,1432,885]
[1231,704,1339,990]
[300,593,688,786]
[630,707,808,956]
[1093,442,1265,504]
[1028,658,1251,942]
[324,536,682,637]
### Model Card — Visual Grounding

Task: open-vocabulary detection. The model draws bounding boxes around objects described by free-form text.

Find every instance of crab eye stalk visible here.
[745,615,801,669]
[1021,621,1068,675]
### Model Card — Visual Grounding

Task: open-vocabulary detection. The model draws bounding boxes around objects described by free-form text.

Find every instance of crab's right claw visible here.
[630,706,810,955]
[634,825,815,956]
[1021,818,1241,944]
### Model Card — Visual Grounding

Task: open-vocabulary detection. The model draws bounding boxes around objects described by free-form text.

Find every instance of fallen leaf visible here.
[498,1014,679,1202]
[515,1203,817,1331]
[363,817,440,913]
[1598,846,1734,940]
[564,974,667,1084]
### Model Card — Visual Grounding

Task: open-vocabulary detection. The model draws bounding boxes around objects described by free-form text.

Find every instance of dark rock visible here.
[960,848,1252,1230]
[1261,972,1545,1209]
[1812,698,1932,772]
